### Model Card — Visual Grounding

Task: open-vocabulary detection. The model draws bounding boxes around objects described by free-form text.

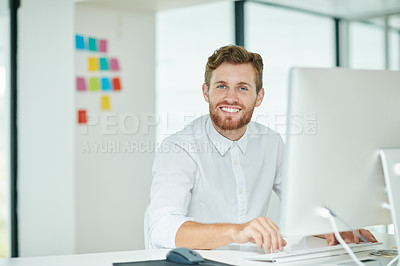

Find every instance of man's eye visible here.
[239,87,247,91]
[218,85,226,89]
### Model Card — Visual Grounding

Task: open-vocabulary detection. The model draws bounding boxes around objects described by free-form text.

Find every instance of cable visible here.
[320,207,366,266]
[328,209,370,244]
[320,207,399,266]
[386,256,399,266]
[327,215,366,266]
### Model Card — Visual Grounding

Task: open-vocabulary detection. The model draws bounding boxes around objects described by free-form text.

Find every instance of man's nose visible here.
[224,88,238,103]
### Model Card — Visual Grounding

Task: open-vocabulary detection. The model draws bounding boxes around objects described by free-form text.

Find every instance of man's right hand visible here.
[232,216,287,253]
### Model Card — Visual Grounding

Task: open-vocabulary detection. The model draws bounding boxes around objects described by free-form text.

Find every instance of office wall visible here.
[18,0,76,256]
[74,3,155,253]
[18,0,155,256]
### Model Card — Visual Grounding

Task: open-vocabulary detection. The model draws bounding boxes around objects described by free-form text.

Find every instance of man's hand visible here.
[175,218,286,251]
[233,217,287,253]
[323,229,378,246]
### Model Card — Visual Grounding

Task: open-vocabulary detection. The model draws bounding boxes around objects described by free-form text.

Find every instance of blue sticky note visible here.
[75,35,85,50]
[100,58,109,71]
[88,37,97,51]
[101,77,112,91]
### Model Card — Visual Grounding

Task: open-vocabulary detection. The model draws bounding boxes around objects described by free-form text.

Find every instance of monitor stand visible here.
[380,149,400,265]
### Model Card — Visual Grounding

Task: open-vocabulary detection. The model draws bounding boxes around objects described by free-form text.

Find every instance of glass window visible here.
[389,19,400,71]
[156,1,234,143]
[0,0,10,258]
[389,15,400,71]
[389,29,399,70]
[246,2,334,136]
[349,21,385,69]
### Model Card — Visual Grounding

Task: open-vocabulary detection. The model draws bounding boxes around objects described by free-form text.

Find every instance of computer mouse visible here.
[166,247,205,264]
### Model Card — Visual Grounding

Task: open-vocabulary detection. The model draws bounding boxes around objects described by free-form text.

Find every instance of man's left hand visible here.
[324,229,378,246]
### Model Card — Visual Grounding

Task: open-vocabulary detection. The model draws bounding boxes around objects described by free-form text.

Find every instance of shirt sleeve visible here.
[272,135,285,200]
[147,138,197,249]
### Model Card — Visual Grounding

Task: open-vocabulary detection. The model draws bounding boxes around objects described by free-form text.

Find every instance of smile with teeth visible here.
[220,107,240,113]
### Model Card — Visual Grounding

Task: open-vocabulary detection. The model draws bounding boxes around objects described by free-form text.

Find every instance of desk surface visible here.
[1,233,396,266]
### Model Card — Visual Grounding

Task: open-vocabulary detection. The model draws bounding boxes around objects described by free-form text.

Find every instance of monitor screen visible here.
[280,68,400,237]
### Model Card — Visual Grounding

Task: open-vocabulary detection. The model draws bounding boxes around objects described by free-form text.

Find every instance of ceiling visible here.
[79,0,228,12]
[258,0,400,20]
[81,0,400,20]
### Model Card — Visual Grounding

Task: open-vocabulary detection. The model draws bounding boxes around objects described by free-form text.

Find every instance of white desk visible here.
[0,233,396,266]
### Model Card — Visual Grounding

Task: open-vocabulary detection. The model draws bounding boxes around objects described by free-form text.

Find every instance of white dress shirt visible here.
[148,115,284,249]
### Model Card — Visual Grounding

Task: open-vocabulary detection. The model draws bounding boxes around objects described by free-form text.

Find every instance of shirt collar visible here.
[206,116,249,156]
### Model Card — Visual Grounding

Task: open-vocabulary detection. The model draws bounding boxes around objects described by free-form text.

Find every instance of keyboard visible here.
[245,242,382,263]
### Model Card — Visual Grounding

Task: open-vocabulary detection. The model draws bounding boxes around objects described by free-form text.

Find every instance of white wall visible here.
[18,0,155,256]
[75,3,155,253]
[18,0,76,256]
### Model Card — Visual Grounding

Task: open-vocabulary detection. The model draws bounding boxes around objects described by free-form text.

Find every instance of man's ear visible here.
[202,83,210,103]
[255,88,265,107]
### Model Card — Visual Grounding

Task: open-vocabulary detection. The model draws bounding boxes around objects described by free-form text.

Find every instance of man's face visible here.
[202,62,264,132]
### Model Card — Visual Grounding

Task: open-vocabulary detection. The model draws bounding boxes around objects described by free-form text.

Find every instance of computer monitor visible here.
[280,68,400,238]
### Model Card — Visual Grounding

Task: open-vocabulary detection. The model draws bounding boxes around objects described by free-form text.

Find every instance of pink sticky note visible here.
[76,77,86,91]
[110,58,120,71]
[99,39,108,53]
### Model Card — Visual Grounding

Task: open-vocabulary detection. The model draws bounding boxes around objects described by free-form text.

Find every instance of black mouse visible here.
[166,247,205,264]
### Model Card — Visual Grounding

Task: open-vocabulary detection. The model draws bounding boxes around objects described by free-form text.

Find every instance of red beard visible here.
[209,100,256,131]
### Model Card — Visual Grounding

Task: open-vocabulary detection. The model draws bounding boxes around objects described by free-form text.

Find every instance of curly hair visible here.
[204,45,264,93]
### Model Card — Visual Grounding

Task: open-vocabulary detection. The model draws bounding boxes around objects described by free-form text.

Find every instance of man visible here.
[148,45,376,253]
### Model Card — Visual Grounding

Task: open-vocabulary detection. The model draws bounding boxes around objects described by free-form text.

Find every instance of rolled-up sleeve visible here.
[148,139,197,249]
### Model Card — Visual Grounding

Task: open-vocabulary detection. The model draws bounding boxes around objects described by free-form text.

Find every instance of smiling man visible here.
[204,61,262,141]
[147,45,376,253]
[148,45,286,253]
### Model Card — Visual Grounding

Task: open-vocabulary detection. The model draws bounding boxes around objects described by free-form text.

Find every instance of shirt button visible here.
[239,189,243,194]
[234,161,238,165]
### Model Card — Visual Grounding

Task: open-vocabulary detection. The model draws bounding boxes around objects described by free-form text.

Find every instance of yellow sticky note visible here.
[88,57,99,71]
[101,95,111,110]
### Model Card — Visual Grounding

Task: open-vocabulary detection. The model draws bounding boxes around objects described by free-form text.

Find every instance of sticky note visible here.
[89,77,100,91]
[99,39,107,53]
[101,77,112,91]
[112,78,121,91]
[99,58,109,71]
[78,109,87,124]
[101,95,111,110]
[110,58,120,71]
[76,77,86,91]
[88,57,99,71]
[75,35,85,50]
[88,37,97,51]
